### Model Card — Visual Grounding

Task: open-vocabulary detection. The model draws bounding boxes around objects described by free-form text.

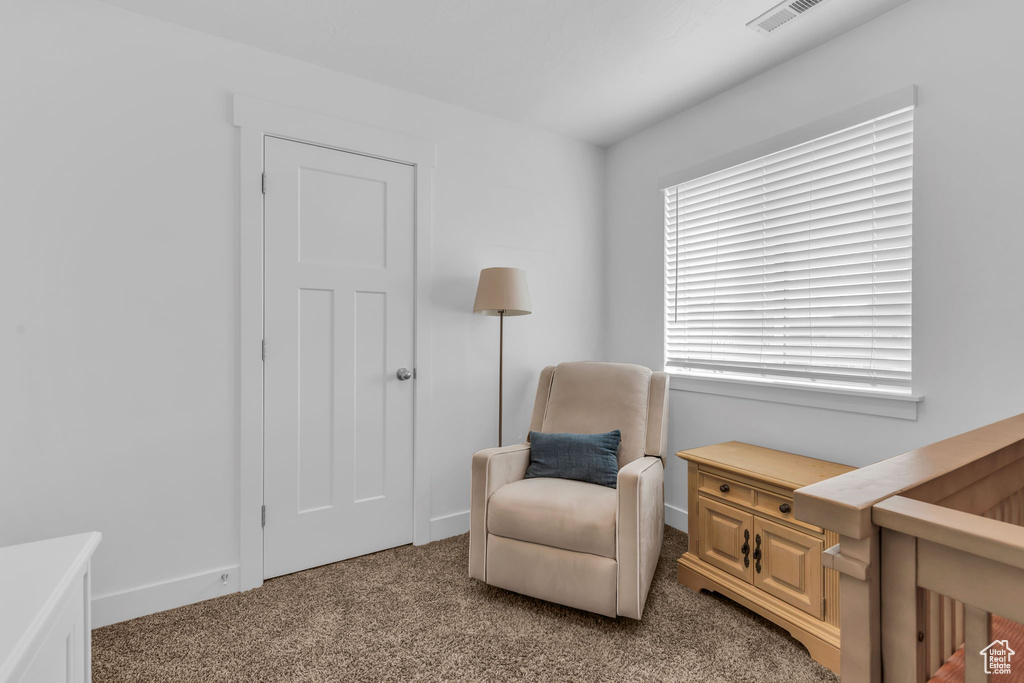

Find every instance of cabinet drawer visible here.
[753,489,822,534]
[698,471,754,506]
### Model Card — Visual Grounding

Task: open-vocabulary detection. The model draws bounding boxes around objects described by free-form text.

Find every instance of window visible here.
[664,106,914,394]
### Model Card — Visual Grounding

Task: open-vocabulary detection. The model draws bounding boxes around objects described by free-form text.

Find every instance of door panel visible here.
[353,291,387,502]
[297,167,387,268]
[297,287,334,513]
[698,496,753,583]
[263,136,415,579]
[754,517,823,618]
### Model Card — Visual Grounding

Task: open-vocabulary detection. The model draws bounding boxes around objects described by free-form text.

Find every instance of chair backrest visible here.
[528,361,670,468]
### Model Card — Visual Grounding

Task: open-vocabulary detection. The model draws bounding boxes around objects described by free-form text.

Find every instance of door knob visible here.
[396,368,412,381]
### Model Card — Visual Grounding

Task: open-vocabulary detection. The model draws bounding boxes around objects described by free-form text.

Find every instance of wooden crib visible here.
[795,413,1024,682]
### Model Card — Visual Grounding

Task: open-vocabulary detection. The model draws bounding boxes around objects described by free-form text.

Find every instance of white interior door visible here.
[263,136,415,579]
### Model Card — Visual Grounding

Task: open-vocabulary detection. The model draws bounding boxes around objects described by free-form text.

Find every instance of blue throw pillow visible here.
[525,430,621,489]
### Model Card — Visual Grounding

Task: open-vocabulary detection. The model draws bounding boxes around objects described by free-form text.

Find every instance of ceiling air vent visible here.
[747,0,828,34]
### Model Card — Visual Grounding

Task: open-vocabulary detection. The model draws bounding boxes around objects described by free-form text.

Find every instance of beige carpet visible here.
[93,528,838,682]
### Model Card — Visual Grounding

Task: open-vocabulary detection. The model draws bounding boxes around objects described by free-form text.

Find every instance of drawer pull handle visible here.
[742,529,750,568]
[719,483,730,493]
[779,502,792,514]
[754,534,762,574]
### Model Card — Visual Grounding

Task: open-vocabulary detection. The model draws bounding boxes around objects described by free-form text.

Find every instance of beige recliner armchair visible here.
[469,361,670,619]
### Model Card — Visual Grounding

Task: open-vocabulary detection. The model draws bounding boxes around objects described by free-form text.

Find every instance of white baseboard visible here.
[665,503,688,533]
[429,510,469,541]
[92,565,240,628]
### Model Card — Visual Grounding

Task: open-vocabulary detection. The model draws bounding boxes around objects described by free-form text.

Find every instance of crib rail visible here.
[794,413,1024,682]
[875,495,1024,682]
[875,496,1024,572]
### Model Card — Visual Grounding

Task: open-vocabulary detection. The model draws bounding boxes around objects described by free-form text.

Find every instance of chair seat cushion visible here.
[488,477,617,559]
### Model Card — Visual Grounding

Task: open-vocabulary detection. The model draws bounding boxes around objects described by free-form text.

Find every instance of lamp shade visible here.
[473,267,531,316]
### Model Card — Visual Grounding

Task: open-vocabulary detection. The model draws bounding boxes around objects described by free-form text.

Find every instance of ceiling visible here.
[98,0,911,146]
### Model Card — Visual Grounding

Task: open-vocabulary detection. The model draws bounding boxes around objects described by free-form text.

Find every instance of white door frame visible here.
[233,95,435,591]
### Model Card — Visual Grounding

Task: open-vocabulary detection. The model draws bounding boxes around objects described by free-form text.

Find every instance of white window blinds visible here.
[665,106,913,392]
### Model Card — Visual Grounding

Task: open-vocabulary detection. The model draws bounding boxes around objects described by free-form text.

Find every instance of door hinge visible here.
[261,339,266,361]
[261,505,266,527]
[261,172,266,195]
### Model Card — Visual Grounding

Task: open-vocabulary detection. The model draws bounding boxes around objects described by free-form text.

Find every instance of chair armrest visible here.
[616,456,664,619]
[469,443,531,581]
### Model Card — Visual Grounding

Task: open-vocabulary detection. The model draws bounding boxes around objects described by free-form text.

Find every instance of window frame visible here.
[658,86,923,420]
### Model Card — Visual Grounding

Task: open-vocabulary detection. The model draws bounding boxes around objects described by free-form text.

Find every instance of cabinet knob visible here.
[779,502,792,514]
[719,483,730,493]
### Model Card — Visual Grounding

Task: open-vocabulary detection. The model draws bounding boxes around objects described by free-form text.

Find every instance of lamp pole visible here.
[499,309,504,446]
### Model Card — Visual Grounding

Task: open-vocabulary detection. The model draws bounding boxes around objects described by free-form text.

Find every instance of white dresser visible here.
[0,533,101,683]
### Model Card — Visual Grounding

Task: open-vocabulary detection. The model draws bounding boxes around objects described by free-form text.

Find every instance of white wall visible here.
[605,0,1024,524]
[0,0,606,620]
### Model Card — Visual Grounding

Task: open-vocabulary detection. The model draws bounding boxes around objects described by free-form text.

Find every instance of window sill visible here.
[668,372,923,420]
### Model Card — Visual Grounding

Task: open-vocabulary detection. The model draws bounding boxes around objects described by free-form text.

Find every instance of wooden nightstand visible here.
[676,442,854,674]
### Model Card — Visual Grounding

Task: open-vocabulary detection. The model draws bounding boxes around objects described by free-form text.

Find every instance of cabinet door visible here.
[753,516,823,618]
[698,496,753,583]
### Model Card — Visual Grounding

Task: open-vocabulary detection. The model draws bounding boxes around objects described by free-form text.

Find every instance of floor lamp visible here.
[474,267,531,447]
